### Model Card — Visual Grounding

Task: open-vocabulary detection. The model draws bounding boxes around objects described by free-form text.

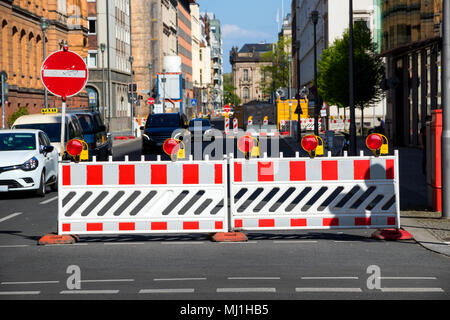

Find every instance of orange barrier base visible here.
[38,233,79,245]
[210,232,248,242]
[371,229,413,241]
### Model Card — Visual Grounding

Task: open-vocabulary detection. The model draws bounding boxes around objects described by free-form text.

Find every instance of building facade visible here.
[177,0,193,110]
[86,0,132,132]
[379,0,443,147]
[0,0,89,127]
[230,43,273,104]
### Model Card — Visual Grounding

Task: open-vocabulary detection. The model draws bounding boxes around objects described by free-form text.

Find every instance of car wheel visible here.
[50,176,58,192]
[36,171,46,197]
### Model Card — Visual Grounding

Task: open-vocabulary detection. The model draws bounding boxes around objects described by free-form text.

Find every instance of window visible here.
[243,87,249,99]
[88,18,97,34]
[243,69,249,81]
[88,52,97,67]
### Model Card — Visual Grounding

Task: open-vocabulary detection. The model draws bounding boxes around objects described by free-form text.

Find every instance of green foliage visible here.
[223,73,241,106]
[8,106,29,127]
[259,36,291,97]
[317,22,385,110]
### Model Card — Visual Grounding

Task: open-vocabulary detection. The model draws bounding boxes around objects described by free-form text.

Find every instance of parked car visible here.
[0,129,58,196]
[70,111,111,160]
[141,113,188,154]
[12,113,85,157]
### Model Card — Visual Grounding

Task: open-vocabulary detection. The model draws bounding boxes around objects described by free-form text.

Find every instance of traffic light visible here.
[128,83,137,93]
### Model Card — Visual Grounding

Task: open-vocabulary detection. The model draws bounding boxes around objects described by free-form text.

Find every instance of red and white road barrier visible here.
[230,151,400,231]
[233,118,238,134]
[224,117,230,135]
[58,159,228,235]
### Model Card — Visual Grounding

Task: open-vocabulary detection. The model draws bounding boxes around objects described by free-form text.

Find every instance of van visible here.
[12,113,85,155]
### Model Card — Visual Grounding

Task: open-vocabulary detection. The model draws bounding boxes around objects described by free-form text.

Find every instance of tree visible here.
[8,106,29,127]
[259,36,291,98]
[317,22,385,133]
[223,73,241,106]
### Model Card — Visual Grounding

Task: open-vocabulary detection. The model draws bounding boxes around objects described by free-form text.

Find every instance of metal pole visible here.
[43,30,48,109]
[106,0,112,131]
[349,0,357,156]
[288,57,292,136]
[313,18,319,136]
[130,57,134,135]
[441,0,450,219]
[101,49,106,123]
[1,72,5,129]
[60,97,66,157]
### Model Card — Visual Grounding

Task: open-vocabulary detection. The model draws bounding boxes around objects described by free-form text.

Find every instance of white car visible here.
[0,129,59,196]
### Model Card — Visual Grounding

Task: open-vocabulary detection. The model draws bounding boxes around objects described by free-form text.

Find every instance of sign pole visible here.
[1,71,5,129]
[442,0,450,219]
[60,96,66,157]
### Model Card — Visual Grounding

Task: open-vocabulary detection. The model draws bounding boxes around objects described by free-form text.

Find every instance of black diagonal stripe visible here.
[113,191,142,216]
[81,191,109,216]
[178,190,205,215]
[162,191,189,215]
[65,192,93,217]
[97,191,125,216]
[129,191,157,216]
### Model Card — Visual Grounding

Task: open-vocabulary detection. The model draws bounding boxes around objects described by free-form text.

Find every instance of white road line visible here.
[0,212,22,223]
[139,288,195,293]
[79,279,134,283]
[273,240,317,244]
[153,278,207,281]
[296,287,362,292]
[380,287,444,293]
[379,277,437,280]
[104,242,145,245]
[0,291,40,295]
[301,277,359,280]
[162,242,205,245]
[217,288,276,293]
[60,290,119,294]
[40,196,58,205]
[219,241,258,244]
[227,277,281,280]
[1,281,59,285]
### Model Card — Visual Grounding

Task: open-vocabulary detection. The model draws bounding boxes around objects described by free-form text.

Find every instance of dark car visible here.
[141,113,188,154]
[71,112,111,160]
[188,118,213,141]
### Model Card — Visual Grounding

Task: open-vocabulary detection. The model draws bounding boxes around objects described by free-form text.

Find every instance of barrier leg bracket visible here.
[209,232,248,242]
[38,233,79,245]
[371,228,413,241]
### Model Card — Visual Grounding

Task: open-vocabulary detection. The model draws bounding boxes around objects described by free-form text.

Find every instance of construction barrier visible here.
[230,152,400,231]
[58,158,228,235]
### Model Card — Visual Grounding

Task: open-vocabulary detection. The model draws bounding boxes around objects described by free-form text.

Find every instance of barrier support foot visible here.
[38,233,79,245]
[209,232,248,242]
[371,228,413,241]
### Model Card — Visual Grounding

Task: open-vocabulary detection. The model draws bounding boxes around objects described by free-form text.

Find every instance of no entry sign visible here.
[147,97,155,105]
[41,48,88,98]
[224,105,231,112]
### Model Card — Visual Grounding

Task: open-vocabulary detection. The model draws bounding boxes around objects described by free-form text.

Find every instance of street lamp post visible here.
[349,0,357,156]
[100,43,106,122]
[148,63,153,114]
[129,55,134,135]
[310,10,319,136]
[288,55,292,136]
[442,0,450,219]
[40,17,49,109]
[162,69,166,113]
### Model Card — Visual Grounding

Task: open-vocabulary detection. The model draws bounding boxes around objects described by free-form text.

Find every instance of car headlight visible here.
[21,157,39,171]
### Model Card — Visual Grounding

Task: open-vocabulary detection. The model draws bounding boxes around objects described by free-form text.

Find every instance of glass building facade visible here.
[379,0,442,147]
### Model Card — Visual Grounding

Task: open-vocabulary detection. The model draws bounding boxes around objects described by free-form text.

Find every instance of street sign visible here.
[224,105,231,112]
[147,97,155,105]
[191,99,197,106]
[40,48,88,98]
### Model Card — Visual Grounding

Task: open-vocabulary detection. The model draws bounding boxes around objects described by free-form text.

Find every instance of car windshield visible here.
[76,114,95,133]
[189,119,210,128]
[146,114,180,128]
[14,123,65,142]
[0,133,36,151]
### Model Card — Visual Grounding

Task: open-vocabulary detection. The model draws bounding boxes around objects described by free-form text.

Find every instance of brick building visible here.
[177,0,194,108]
[0,0,89,127]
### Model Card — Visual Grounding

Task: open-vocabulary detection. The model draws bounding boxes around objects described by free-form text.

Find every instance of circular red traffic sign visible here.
[224,105,231,112]
[366,133,383,151]
[237,135,254,153]
[147,97,155,105]
[301,135,318,152]
[40,49,88,98]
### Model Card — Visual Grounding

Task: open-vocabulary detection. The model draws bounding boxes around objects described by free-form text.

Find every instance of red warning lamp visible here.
[66,139,83,157]
[366,133,383,151]
[237,135,255,154]
[301,135,318,152]
[163,138,180,156]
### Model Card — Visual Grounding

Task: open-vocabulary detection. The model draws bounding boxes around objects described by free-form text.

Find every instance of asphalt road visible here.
[1,128,450,304]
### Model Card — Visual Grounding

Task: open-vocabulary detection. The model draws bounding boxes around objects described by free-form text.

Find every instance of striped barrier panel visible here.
[230,151,400,231]
[58,159,228,235]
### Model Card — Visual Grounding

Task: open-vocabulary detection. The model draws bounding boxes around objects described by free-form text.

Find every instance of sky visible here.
[196,0,290,74]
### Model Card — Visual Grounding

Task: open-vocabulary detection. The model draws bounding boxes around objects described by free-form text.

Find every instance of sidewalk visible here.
[282,134,450,257]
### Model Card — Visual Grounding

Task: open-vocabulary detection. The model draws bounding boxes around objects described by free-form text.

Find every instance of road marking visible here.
[79,279,134,283]
[1,281,59,285]
[301,277,359,280]
[162,242,205,245]
[0,291,40,295]
[139,288,195,293]
[380,287,444,293]
[217,288,276,293]
[273,240,317,244]
[0,245,29,248]
[60,290,119,294]
[379,277,437,280]
[296,287,362,292]
[104,242,145,246]
[219,241,258,244]
[40,196,58,205]
[153,278,206,281]
[0,212,22,223]
[227,277,281,280]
